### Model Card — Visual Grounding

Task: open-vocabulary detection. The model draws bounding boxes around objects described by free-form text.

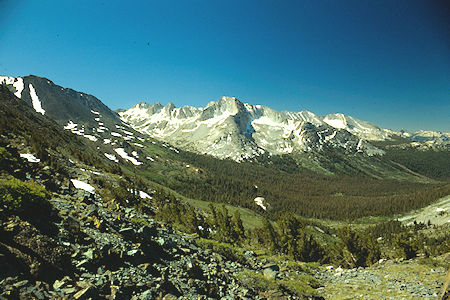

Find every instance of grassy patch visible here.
[0,177,51,216]
[196,238,247,264]
[235,269,319,296]
[186,198,263,230]
[130,217,149,226]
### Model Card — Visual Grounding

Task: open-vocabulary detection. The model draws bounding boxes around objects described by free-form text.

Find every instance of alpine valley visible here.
[1,75,449,299]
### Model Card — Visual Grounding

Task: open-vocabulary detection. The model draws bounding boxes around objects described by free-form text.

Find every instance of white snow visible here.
[94,117,100,122]
[114,148,142,165]
[201,111,233,127]
[133,143,144,148]
[254,197,267,211]
[139,191,152,199]
[91,110,100,115]
[131,151,139,157]
[20,153,40,163]
[111,132,122,137]
[122,130,134,136]
[103,139,111,144]
[323,114,347,129]
[252,116,283,128]
[324,131,337,142]
[356,139,363,150]
[104,153,119,162]
[71,129,84,135]
[64,120,78,130]
[70,179,95,193]
[324,119,346,129]
[28,84,45,115]
[83,134,98,142]
[146,156,155,161]
[0,76,24,98]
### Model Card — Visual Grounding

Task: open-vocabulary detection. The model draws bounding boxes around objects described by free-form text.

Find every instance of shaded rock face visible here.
[120,97,386,162]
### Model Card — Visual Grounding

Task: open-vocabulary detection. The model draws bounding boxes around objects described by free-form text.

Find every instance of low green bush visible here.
[235,269,319,296]
[0,177,51,216]
[196,238,247,263]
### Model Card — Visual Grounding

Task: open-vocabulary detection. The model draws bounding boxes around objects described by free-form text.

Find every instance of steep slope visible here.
[1,75,121,127]
[120,97,385,162]
[0,75,157,167]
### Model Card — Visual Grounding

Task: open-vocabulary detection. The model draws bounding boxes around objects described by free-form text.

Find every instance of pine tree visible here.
[230,210,245,242]
[260,217,279,252]
[278,213,302,258]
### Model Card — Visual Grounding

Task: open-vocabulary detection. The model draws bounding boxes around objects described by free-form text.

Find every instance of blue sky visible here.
[0,0,448,131]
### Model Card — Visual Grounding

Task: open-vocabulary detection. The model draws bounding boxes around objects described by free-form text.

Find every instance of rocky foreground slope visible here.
[1,183,279,299]
[0,142,299,300]
[1,151,448,300]
[1,153,448,300]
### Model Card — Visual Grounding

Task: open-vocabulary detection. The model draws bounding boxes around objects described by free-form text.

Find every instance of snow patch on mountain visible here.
[323,114,347,129]
[71,179,95,193]
[254,197,267,210]
[20,153,40,163]
[64,120,78,130]
[0,76,24,98]
[104,153,119,162]
[114,148,142,165]
[139,191,152,199]
[28,84,45,115]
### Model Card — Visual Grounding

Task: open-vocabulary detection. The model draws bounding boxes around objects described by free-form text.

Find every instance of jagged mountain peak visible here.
[119,97,388,161]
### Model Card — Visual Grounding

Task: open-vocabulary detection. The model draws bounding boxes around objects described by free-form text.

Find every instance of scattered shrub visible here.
[0,177,51,216]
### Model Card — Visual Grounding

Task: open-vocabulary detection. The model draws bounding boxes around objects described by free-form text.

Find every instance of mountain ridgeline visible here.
[119,97,388,162]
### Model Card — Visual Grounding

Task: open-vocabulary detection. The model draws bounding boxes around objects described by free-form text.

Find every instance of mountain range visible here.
[119,97,448,161]
[1,75,448,173]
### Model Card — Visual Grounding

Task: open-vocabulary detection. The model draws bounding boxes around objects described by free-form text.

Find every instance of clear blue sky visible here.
[1,0,448,132]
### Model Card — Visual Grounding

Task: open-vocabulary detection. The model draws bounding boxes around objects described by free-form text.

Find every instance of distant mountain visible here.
[119,97,390,161]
